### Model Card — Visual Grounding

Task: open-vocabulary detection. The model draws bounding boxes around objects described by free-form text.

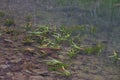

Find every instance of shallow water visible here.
[0,0,120,80]
[0,0,119,46]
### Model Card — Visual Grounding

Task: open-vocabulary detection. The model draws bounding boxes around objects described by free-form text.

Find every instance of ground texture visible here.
[0,26,120,80]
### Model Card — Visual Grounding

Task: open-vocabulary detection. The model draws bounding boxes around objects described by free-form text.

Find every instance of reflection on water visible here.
[0,0,120,48]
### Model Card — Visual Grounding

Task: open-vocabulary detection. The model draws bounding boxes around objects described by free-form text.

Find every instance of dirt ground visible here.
[0,26,120,80]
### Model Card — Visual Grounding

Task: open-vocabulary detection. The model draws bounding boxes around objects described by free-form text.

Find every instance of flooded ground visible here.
[0,0,120,80]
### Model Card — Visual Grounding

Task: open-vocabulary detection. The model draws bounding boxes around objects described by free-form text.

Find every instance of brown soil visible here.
[0,26,120,80]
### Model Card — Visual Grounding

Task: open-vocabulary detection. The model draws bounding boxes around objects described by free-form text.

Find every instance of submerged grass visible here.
[0,3,120,78]
[109,50,120,63]
[84,43,104,55]
[1,19,118,77]
[42,58,71,76]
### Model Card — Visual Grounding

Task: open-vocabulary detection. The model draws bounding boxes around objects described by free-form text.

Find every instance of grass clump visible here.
[43,58,71,76]
[25,15,32,22]
[0,11,5,17]
[68,48,77,58]
[53,26,71,44]
[67,41,82,58]
[22,36,34,45]
[28,25,50,36]
[109,50,120,63]
[3,27,14,34]
[53,33,70,43]
[25,22,32,31]
[4,19,15,27]
[84,43,104,55]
